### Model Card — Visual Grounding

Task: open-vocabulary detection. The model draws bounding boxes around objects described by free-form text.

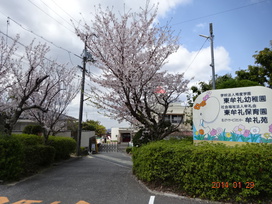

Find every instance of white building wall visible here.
[109,104,192,142]
[111,128,119,141]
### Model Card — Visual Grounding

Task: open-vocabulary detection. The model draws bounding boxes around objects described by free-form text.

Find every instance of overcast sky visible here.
[0,0,271,129]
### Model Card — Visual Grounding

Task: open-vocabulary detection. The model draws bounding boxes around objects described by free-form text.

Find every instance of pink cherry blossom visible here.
[0,38,78,135]
[75,3,190,140]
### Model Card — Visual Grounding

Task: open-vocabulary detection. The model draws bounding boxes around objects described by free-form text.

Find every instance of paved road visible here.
[0,152,217,204]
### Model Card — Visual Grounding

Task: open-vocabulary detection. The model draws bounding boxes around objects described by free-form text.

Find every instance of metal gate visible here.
[98,143,118,152]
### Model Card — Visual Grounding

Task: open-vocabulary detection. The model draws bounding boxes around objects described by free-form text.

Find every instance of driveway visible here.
[0,152,219,204]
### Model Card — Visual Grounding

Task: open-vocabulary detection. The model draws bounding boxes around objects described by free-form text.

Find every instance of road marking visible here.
[0,197,90,204]
[0,197,9,204]
[75,201,90,204]
[148,196,155,204]
[13,200,42,204]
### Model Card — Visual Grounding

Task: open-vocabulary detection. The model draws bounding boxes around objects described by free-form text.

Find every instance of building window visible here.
[164,115,171,122]
[164,114,183,124]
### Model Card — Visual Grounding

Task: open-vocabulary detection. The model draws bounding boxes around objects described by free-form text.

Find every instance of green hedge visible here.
[0,134,76,182]
[23,145,56,175]
[13,134,76,161]
[22,124,43,135]
[132,139,272,203]
[133,129,150,147]
[13,133,43,145]
[48,136,76,161]
[0,135,24,181]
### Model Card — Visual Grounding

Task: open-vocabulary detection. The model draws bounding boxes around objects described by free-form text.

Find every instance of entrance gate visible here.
[98,143,118,152]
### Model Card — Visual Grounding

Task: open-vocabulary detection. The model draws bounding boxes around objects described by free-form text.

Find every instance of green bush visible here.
[48,136,76,161]
[126,147,133,154]
[12,133,43,146]
[0,134,24,181]
[132,129,151,147]
[23,145,56,175]
[23,124,43,135]
[132,140,272,203]
[1,134,76,182]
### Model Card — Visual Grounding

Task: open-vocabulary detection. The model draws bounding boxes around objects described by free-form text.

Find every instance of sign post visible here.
[193,86,272,145]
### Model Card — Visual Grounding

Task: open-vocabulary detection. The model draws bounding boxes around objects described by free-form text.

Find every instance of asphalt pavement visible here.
[0,152,222,204]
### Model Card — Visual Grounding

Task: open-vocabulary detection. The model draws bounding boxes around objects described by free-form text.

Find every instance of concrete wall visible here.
[13,119,36,132]
[58,130,95,147]
[56,131,72,138]
[80,131,95,148]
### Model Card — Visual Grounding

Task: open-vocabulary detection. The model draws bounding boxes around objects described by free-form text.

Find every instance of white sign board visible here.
[193,86,272,144]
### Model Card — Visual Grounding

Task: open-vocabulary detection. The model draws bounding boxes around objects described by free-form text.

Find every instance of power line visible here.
[0,9,80,65]
[39,0,75,29]
[0,10,82,60]
[0,29,26,49]
[50,0,82,26]
[0,33,31,66]
[0,29,63,64]
[183,38,208,74]
[0,29,88,84]
[27,0,75,33]
[1,0,83,53]
[0,2,84,62]
[9,16,81,59]
[171,0,267,26]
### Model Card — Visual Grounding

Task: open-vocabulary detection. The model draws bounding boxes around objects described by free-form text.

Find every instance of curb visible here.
[134,176,231,204]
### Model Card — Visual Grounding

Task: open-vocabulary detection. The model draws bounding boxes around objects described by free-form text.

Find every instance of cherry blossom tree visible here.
[0,35,18,97]
[27,69,79,143]
[0,38,78,135]
[0,36,19,132]
[76,3,190,141]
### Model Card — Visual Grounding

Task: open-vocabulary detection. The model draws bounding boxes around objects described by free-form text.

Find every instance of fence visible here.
[98,142,118,152]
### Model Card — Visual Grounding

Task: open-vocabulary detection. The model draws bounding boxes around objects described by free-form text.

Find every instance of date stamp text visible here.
[212,182,255,188]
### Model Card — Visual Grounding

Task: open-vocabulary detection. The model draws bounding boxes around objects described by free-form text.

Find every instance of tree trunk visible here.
[6,109,22,136]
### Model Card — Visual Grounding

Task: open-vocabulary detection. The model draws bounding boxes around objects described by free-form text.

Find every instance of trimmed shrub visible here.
[132,140,272,203]
[23,124,43,135]
[132,129,151,147]
[48,136,76,161]
[126,147,133,154]
[12,133,43,146]
[1,133,76,182]
[0,134,24,181]
[23,145,56,175]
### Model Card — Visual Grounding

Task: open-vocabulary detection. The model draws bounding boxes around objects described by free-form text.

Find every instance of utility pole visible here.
[76,38,95,156]
[200,23,216,89]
